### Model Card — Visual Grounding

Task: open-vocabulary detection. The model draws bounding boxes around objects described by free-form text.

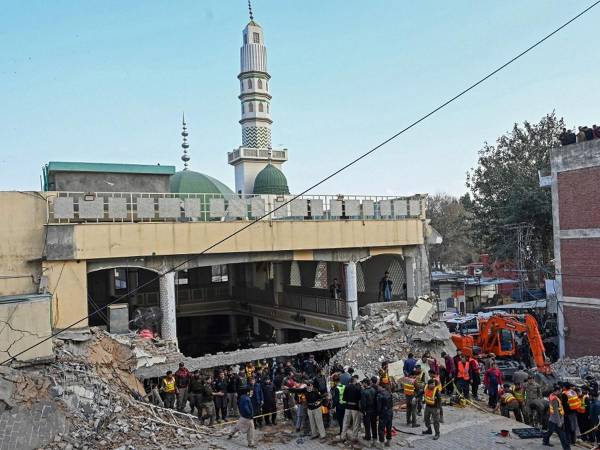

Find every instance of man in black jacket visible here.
[306,381,326,440]
[188,370,203,416]
[340,375,362,442]
[262,378,277,425]
[361,377,378,445]
[377,381,394,447]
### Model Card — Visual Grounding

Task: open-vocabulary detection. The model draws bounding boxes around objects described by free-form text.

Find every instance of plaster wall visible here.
[42,260,88,329]
[51,172,171,193]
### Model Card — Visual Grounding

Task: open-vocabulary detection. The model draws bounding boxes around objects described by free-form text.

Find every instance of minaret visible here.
[181,113,190,170]
[228,1,288,195]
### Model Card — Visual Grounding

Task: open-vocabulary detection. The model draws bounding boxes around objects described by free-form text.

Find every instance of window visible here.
[253,32,260,44]
[258,103,264,112]
[266,103,269,113]
[211,265,228,283]
[257,79,263,89]
[248,103,254,112]
[241,103,245,113]
[247,79,252,89]
[114,269,127,290]
[314,261,328,289]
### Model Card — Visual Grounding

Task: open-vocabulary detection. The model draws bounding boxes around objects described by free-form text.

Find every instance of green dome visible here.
[253,164,290,195]
[170,170,234,195]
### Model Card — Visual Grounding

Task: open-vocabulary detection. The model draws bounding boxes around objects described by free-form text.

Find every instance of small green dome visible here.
[170,170,234,195]
[253,164,290,195]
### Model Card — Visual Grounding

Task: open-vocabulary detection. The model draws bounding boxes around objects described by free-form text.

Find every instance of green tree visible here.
[427,193,476,270]
[465,112,561,269]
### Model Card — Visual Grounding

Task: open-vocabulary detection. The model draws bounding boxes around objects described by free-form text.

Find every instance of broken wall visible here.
[0,295,53,363]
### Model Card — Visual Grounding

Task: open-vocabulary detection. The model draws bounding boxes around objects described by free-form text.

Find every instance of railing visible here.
[176,285,230,304]
[47,191,426,224]
[228,147,288,163]
[280,292,347,317]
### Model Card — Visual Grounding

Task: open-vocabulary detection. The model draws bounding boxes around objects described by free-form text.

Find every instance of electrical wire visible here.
[2,0,599,366]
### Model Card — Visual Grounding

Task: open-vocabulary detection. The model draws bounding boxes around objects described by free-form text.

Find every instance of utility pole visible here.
[504,223,534,301]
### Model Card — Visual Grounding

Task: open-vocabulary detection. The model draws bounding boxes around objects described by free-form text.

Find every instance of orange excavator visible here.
[451,313,552,375]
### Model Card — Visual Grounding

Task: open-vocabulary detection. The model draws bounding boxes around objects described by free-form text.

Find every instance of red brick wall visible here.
[564,305,600,357]
[558,166,600,229]
[561,238,600,298]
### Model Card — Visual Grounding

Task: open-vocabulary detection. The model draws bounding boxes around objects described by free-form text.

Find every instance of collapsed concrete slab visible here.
[406,298,436,325]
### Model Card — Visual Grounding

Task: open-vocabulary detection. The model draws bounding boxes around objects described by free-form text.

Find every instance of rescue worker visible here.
[422,379,442,440]
[200,376,216,426]
[227,387,256,448]
[576,386,591,443]
[468,355,481,400]
[543,384,571,450]
[524,375,543,426]
[413,365,426,416]
[188,370,204,416]
[245,362,255,381]
[360,377,378,445]
[175,362,191,412]
[561,382,580,444]
[456,355,471,399]
[379,361,391,389]
[402,370,419,427]
[213,370,228,422]
[161,370,177,409]
[499,384,523,422]
[511,382,527,424]
[376,379,394,448]
[305,381,327,440]
[331,374,346,434]
[483,361,502,409]
[428,369,444,423]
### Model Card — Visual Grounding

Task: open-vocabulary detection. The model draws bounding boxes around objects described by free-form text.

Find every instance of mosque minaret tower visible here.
[228,1,289,195]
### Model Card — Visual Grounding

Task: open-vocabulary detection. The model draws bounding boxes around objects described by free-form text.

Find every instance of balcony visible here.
[228,147,288,164]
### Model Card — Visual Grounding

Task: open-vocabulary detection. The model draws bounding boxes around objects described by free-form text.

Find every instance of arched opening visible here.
[258,79,263,89]
[247,79,253,89]
[258,103,264,113]
[359,254,407,305]
[248,102,254,112]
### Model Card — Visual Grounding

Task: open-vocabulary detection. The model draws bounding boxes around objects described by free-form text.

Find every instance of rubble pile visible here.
[332,298,455,377]
[551,355,600,380]
[3,329,227,450]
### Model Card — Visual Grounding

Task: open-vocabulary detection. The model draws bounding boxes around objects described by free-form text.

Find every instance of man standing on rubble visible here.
[378,271,393,302]
[422,379,442,440]
[228,387,257,448]
[543,384,571,450]
[161,370,177,409]
[188,370,203,416]
[174,362,190,412]
[340,375,362,443]
[525,375,543,426]
[200,376,216,426]
[305,381,327,440]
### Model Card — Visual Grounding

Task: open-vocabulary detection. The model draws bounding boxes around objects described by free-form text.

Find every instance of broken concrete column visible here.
[405,253,417,302]
[345,261,359,331]
[159,269,177,342]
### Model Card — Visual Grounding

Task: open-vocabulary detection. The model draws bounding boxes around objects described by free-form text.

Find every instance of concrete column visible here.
[275,328,285,344]
[272,263,284,306]
[159,270,177,342]
[227,264,235,297]
[229,315,238,342]
[253,317,260,335]
[405,255,417,302]
[345,261,359,331]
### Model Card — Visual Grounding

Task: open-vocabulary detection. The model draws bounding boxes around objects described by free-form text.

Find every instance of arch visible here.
[314,261,328,289]
[360,253,406,300]
[241,103,245,113]
[266,103,269,113]
[258,79,263,89]
[248,102,254,112]
[258,103,264,113]
[247,79,253,89]
[290,261,301,286]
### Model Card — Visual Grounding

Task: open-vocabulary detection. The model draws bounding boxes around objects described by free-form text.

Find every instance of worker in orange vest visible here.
[561,382,580,445]
[511,382,527,424]
[543,384,571,450]
[576,386,591,443]
[422,379,442,440]
[402,372,419,428]
[499,384,523,422]
[456,355,471,399]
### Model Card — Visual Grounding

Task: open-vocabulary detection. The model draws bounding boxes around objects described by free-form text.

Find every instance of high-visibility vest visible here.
[380,368,390,384]
[424,386,440,406]
[501,392,516,405]
[565,389,581,411]
[512,386,525,402]
[576,394,588,414]
[403,377,416,396]
[457,361,470,381]
[336,384,346,405]
[162,377,176,393]
[549,394,564,416]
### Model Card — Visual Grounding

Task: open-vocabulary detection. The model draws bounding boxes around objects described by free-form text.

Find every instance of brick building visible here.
[549,138,600,357]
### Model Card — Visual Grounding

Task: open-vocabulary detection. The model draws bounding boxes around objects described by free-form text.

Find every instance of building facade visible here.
[549,138,600,357]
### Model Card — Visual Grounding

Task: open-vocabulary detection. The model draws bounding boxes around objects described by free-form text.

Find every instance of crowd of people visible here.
[559,125,600,146]
[147,351,600,449]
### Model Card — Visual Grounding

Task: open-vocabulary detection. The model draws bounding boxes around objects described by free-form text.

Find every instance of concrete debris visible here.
[332,301,455,377]
[406,297,436,325]
[551,355,600,380]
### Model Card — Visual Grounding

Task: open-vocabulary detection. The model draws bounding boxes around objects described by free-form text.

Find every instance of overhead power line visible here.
[2,0,599,366]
